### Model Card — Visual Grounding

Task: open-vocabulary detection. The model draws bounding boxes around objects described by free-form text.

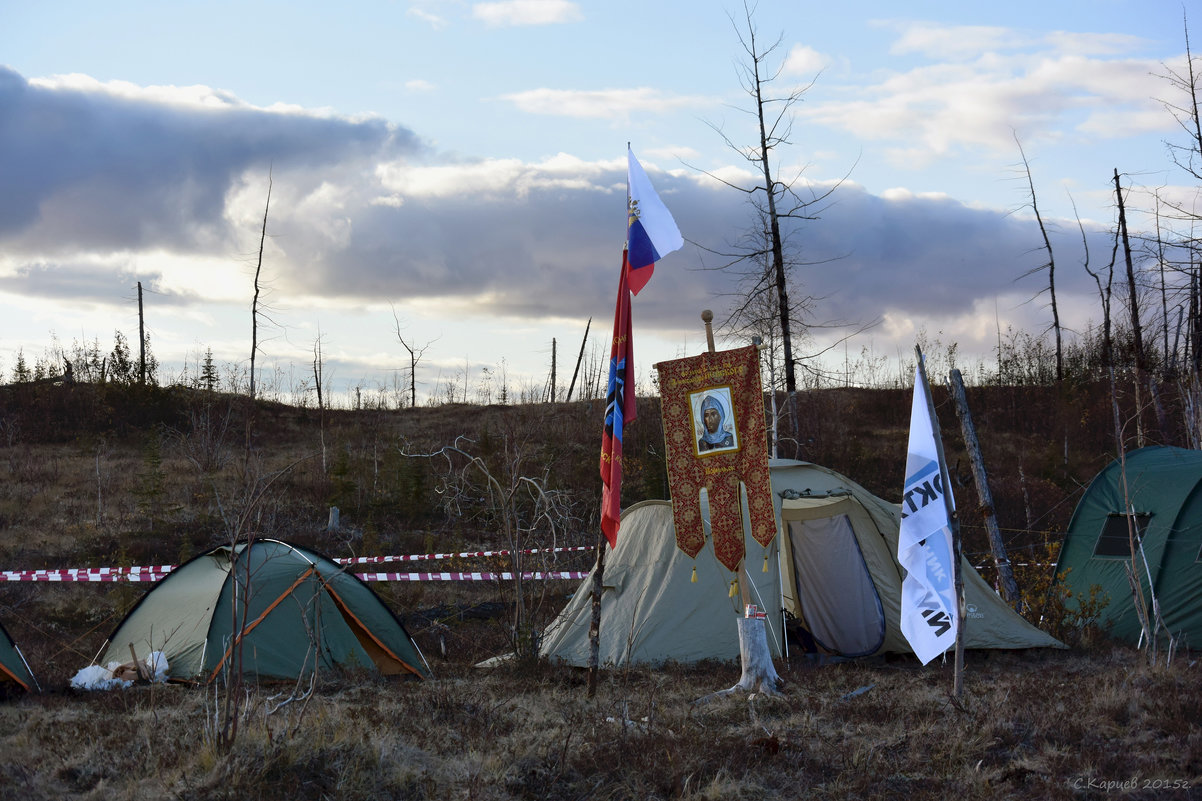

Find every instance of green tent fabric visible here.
[100,539,429,683]
[538,460,1061,667]
[0,619,36,692]
[1057,445,1202,646]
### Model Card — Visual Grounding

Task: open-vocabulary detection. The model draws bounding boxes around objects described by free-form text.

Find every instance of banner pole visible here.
[915,346,965,697]
[702,310,753,610]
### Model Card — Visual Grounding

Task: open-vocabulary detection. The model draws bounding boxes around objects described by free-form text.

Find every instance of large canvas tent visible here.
[99,539,429,682]
[0,619,36,692]
[1056,445,1202,646]
[538,499,784,666]
[540,460,1061,667]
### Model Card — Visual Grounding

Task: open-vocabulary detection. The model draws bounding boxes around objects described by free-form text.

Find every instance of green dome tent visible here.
[1056,445,1202,646]
[0,619,36,692]
[536,460,1061,667]
[99,539,429,683]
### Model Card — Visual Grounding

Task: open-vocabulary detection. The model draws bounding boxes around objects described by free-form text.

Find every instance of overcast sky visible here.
[1,0,1196,404]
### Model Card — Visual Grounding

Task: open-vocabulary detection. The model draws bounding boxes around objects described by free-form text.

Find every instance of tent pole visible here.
[775,539,789,663]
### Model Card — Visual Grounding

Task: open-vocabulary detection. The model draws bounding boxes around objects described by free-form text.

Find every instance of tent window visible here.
[1093,513,1150,558]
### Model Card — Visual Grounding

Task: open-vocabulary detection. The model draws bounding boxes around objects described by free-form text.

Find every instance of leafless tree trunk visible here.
[1015,135,1063,382]
[313,334,326,472]
[693,2,846,395]
[1193,266,1202,375]
[1115,169,1147,375]
[1113,169,1164,442]
[249,176,271,401]
[566,317,591,403]
[1152,200,1173,376]
[1160,13,1202,183]
[1078,194,1116,374]
[391,305,435,408]
[137,281,146,386]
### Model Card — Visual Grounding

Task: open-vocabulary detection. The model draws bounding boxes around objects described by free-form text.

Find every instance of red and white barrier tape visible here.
[337,545,592,564]
[355,571,588,583]
[1,566,176,582]
[1,545,593,583]
[1,565,589,583]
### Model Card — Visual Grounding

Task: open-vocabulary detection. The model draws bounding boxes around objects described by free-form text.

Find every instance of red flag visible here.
[600,254,636,548]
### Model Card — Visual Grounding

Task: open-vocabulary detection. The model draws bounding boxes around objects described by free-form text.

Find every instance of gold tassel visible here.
[729,578,738,598]
[762,554,769,573]
[691,565,697,583]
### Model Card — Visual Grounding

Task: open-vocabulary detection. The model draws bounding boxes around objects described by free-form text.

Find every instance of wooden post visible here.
[702,309,716,354]
[948,369,1021,607]
[137,281,146,386]
[128,643,148,681]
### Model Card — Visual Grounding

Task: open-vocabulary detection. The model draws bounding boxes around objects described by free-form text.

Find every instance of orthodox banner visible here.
[655,345,775,572]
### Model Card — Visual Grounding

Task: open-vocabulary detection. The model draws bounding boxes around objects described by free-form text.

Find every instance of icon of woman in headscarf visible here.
[697,394,735,451]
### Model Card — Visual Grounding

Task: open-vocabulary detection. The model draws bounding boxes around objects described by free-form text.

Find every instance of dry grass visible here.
[0,646,1198,800]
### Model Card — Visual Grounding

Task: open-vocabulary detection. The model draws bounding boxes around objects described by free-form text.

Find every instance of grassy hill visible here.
[0,377,1196,799]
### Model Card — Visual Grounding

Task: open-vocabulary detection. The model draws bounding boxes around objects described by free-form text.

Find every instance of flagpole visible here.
[590,145,682,698]
[914,346,965,697]
[586,528,605,698]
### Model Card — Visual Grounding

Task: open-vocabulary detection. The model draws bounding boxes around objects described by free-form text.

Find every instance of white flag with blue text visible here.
[898,360,959,664]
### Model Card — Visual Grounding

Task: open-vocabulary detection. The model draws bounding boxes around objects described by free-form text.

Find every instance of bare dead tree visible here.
[1015,134,1063,382]
[1114,169,1148,376]
[565,317,591,402]
[1156,14,1202,378]
[208,452,314,751]
[399,433,581,661]
[1150,198,1174,376]
[313,332,327,472]
[689,1,849,395]
[1073,194,1114,376]
[1158,12,1202,184]
[249,175,272,401]
[391,305,436,408]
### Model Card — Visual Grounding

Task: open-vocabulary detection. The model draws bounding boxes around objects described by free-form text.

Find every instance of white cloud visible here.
[375,153,615,198]
[1045,31,1152,57]
[783,44,830,76]
[30,73,249,111]
[404,79,436,92]
[803,36,1172,165]
[28,72,349,120]
[886,22,1028,60]
[472,0,582,26]
[499,87,712,119]
[406,6,447,29]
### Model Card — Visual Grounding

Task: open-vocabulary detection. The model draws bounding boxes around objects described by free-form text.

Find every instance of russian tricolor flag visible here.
[600,148,683,547]
[625,148,683,295]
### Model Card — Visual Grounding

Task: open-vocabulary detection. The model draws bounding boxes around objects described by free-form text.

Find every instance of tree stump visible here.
[694,617,782,704]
